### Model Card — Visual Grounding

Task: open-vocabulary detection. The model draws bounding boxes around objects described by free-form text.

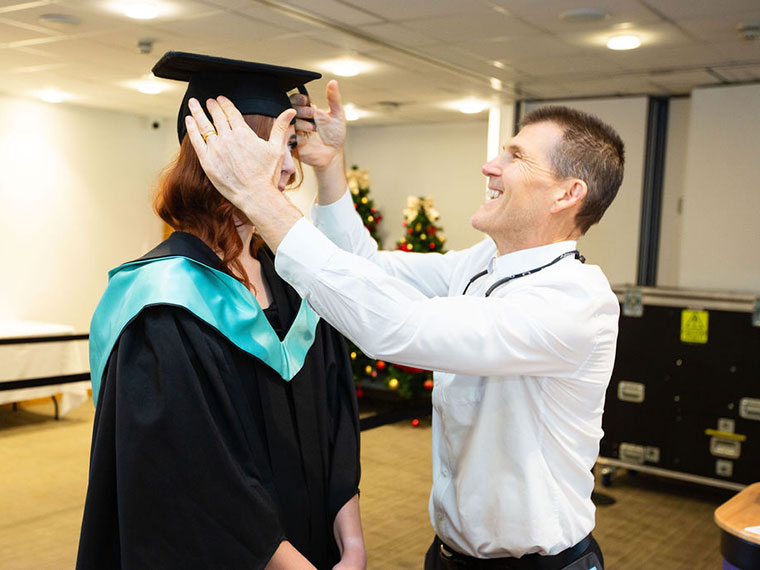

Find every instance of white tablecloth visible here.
[0,320,90,416]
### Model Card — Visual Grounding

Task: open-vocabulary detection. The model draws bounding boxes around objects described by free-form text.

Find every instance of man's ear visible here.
[551,178,587,214]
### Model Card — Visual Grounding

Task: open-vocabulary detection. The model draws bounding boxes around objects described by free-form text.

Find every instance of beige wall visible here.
[677,83,760,292]
[0,94,175,331]
[657,97,690,287]
[343,121,489,250]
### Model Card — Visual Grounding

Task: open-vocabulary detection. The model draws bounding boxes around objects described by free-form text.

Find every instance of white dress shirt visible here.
[274,190,619,558]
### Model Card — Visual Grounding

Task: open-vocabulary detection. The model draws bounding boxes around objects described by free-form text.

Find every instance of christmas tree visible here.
[396,196,446,253]
[347,165,383,248]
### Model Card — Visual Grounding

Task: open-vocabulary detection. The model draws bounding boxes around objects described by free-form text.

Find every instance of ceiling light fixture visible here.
[122,1,160,20]
[37,89,67,103]
[606,35,641,50]
[344,103,370,121]
[453,98,490,114]
[490,78,503,91]
[323,59,371,77]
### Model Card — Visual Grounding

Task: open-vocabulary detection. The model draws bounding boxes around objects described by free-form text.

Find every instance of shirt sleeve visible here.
[275,219,616,379]
[77,306,284,570]
[311,188,470,298]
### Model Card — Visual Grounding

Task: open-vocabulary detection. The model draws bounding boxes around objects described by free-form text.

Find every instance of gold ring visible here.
[201,129,216,142]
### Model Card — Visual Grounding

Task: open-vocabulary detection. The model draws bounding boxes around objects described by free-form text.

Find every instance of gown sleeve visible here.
[76,305,284,570]
[324,325,361,520]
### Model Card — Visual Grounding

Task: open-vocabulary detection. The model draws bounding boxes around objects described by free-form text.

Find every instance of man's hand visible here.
[291,80,346,170]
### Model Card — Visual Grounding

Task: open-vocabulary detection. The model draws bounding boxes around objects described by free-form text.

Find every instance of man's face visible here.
[472,121,565,247]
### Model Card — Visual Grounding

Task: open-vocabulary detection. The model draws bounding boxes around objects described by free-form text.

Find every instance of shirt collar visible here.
[488,240,578,276]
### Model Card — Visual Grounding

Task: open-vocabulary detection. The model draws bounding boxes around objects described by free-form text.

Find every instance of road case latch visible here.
[623,289,643,317]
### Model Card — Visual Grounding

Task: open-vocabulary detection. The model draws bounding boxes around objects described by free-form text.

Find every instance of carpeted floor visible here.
[0,398,731,569]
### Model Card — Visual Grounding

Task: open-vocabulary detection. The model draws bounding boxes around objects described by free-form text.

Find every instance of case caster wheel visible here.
[601,467,614,487]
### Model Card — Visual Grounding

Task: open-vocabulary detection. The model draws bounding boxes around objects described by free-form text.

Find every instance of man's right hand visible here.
[290,80,346,170]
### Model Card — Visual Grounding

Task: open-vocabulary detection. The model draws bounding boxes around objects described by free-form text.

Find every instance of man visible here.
[184,80,624,570]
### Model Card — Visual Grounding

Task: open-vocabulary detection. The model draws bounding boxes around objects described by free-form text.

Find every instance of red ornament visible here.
[427,226,437,235]
[411,418,420,427]
[356,388,364,398]
[354,203,358,209]
[371,370,378,378]
[403,221,408,226]
[407,228,413,235]
[376,360,386,371]
[371,208,376,213]
[429,242,436,250]
[424,378,434,391]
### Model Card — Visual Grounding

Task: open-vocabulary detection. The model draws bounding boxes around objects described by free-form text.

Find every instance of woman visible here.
[76,52,364,570]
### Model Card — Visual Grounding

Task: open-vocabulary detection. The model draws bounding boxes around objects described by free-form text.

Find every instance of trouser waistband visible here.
[437,534,594,570]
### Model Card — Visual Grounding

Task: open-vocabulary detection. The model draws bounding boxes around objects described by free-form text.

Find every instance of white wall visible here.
[677,83,760,292]
[0,95,175,331]
[524,97,649,286]
[343,121,489,250]
[657,97,690,287]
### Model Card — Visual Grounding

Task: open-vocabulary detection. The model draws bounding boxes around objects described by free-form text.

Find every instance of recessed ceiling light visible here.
[490,78,503,91]
[449,98,490,114]
[126,74,169,94]
[560,8,610,23]
[37,89,67,103]
[492,60,507,70]
[606,35,641,50]
[344,104,370,121]
[122,1,159,20]
[323,58,371,77]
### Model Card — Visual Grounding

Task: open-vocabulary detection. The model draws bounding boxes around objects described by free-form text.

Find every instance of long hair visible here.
[154,114,301,289]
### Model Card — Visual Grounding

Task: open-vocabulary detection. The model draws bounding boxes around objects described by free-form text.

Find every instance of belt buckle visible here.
[440,543,456,560]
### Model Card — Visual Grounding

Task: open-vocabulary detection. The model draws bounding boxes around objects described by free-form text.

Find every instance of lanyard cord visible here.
[461,250,585,297]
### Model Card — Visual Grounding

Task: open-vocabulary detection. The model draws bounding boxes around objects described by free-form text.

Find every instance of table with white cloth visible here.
[0,320,90,418]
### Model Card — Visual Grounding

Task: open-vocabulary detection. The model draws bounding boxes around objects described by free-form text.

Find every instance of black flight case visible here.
[598,286,760,491]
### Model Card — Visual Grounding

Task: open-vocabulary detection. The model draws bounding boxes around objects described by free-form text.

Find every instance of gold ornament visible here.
[346,167,371,195]
[420,233,426,240]
[402,196,440,224]
[367,215,374,222]
[388,378,399,390]
[415,223,422,231]
[365,365,373,375]
[361,196,368,204]
[440,235,446,242]
[350,351,357,360]
[400,237,406,243]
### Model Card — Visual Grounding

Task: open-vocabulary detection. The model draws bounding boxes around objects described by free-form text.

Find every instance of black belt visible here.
[438,535,593,570]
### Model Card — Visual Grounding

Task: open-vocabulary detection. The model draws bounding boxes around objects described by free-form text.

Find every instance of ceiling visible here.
[1,0,759,125]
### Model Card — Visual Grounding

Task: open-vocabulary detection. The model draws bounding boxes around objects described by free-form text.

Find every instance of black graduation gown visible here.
[76,232,360,570]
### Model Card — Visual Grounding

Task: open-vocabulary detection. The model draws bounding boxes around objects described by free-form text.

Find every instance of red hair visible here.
[154,114,301,289]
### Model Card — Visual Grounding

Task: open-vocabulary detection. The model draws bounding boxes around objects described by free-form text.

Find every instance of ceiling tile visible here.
[343,0,479,22]
[149,11,290,44]
[358,22,440,48]
[709,64,760,81]
[400,10,539,43]
[0,18,59,44]
[646,69,723,94]
[274,0,383,26]
[644,0,760,20]
[504,0,662,32]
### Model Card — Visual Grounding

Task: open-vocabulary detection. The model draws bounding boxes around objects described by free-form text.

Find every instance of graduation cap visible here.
[152,51,322,143]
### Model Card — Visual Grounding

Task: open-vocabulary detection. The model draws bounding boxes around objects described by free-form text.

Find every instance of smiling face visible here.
[472,121,569,253]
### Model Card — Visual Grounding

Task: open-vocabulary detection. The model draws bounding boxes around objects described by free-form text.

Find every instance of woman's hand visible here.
[291,80,346,170]
[185,96,295,215]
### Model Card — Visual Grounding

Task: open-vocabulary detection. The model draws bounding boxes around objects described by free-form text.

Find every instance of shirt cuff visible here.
[275,217,338,295]
[310,187,355,231]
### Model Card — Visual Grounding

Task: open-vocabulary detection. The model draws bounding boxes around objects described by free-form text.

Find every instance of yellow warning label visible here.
[681,310,709,344]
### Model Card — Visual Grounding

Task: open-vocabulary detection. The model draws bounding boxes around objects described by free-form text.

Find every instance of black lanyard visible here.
[462,250,585,297]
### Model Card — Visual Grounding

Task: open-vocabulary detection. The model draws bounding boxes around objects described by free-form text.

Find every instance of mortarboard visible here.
[152,51,321,143]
